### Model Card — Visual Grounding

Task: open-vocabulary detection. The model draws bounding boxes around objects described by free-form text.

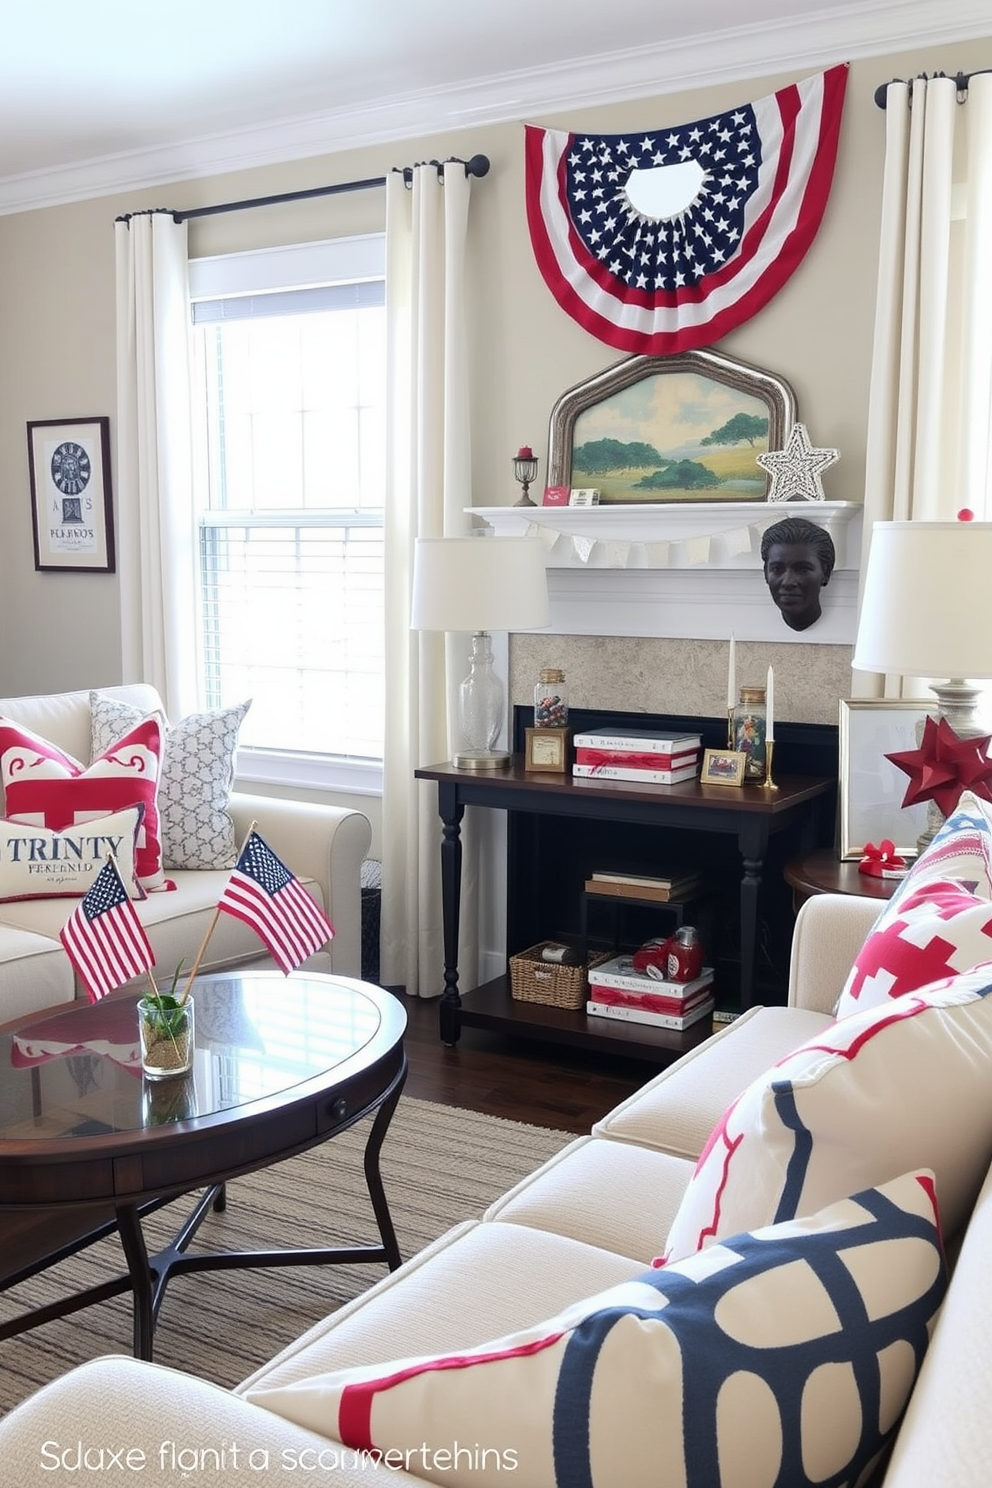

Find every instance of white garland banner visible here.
[528,519,779,568]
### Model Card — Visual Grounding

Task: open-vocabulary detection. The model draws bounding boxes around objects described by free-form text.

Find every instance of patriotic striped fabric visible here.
[59,856,156,1004]
[217,829,334,975]
[248,1171,944,1488]
[525,64,848,354]
[662,967,992,1264]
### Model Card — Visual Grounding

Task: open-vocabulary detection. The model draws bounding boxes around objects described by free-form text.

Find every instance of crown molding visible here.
[0,0,988,216]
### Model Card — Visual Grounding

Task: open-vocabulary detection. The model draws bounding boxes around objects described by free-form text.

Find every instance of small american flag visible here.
[217,830,334,975]
[60,857,156,1004]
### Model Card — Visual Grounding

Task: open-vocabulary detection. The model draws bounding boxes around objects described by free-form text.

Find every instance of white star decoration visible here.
[755,423,840,502]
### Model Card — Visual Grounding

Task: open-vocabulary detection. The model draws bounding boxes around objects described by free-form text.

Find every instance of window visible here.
[188,236,386,792]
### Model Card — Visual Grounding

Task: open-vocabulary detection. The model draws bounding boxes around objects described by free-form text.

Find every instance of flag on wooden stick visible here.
[60,856,156,1003]
[217,829,334,975]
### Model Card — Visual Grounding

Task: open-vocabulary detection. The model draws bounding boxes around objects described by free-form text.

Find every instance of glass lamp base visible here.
[452,748,512,770]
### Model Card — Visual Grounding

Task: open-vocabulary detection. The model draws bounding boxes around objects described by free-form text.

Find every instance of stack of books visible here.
[584,869,704,903]
[586,953,715,1030]
[571,729,702,784]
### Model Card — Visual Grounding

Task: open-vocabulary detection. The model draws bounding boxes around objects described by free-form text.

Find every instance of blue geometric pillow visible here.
[248,1170,945,1488]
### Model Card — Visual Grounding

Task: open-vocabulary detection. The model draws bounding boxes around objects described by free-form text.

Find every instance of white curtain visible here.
[114,210,197,719]
[859,73,992,696]
[380,162,478,998]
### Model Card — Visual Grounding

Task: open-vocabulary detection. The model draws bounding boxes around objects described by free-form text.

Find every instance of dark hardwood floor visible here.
[395,991,658,1133]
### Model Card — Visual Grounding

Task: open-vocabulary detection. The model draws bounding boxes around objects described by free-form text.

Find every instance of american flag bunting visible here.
[60,857,156,1004]
[525,64,848,354]
[217,830,334,975]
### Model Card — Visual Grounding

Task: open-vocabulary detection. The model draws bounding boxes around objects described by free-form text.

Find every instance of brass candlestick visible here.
[763,739,779,791]
[727,708,735,751]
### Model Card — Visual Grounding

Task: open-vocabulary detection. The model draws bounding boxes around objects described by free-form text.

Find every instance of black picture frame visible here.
[27,416,115,573]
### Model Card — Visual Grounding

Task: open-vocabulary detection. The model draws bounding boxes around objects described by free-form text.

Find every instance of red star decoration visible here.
[886,715,992,817]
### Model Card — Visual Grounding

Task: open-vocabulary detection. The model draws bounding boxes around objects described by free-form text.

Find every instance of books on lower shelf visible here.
[572,762,699,785]
[586,997,715,1031]
[572,730,702,755]
[585,871,704,903]
[587,954,714,997]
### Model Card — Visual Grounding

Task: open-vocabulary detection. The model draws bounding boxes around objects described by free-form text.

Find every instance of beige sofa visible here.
[0,685,371,1017]
[0,888,984,1486]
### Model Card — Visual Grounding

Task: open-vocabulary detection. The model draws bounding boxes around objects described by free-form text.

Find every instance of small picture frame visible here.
[27,416,115,573]
[700,748,747,786]
[525,727,570,773]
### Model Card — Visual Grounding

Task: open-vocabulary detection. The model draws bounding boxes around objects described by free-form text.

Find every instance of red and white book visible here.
[574,746,698,770]
[586,997,715,1031]
[572,730,702,755]
[588,982,714,1016]
[588,956,714,998]
[572,762,699,785]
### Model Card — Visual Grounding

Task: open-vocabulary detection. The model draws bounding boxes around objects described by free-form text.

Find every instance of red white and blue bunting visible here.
[525,64,848,355]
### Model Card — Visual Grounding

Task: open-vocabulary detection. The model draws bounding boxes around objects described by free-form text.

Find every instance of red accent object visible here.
[631,937,673,974]
[575,748,697,770]
[858,840,908,878]
[516,445,533,460]
[524,64,848,355]
[958,508,975,521]
[667,932,704,983]
[542,485,570,506]
[886,716,992,818]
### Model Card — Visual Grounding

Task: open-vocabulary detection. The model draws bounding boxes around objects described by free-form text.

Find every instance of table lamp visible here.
[852,519,992,737]
[411,535,550,769]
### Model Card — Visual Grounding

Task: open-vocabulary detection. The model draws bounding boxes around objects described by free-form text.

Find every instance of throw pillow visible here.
[0,716,163,889]
[247,1171,945,1488]
[661,967,992,1265]
[0,804,144,900]
[836,877,992,1017]
[90,693,250,871]
[890,788,992,902]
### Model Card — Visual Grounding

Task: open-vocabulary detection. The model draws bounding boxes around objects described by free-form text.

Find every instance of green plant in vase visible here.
[137,961,195,1080]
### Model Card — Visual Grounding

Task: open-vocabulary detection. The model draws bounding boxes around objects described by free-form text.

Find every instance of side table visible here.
[784,848,903,912]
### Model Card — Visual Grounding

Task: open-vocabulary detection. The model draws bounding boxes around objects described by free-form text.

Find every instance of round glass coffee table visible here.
[0,970,407,1359]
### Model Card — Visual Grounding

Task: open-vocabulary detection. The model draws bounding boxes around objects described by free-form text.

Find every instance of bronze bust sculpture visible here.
[760,516,835,632]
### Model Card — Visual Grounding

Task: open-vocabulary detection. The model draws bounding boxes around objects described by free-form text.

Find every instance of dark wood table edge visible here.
[0,973,408,1360]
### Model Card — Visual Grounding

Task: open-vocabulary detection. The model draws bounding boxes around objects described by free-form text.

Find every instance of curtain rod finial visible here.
[466,154,490,179]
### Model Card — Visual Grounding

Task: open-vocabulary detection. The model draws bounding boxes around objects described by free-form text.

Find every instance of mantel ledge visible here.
[469,501,863,571]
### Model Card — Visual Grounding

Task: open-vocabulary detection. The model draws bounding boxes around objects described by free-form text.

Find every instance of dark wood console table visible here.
[416,759,833,1053]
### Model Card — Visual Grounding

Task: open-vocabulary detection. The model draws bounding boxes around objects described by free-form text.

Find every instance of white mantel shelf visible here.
[469,501,862,570]
[468,502,863,647]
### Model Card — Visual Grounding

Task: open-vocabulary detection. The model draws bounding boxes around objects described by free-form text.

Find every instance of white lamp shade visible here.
[853,521,992,679]
[410,536,550,632]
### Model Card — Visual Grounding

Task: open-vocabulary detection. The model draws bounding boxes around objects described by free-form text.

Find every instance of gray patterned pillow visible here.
[90,693,251,871]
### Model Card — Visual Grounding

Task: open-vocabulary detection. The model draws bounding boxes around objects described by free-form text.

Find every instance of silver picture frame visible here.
[838,698,932,860]
[546,347,797,505]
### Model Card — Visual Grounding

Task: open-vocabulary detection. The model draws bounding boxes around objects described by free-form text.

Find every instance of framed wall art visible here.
[546,347,797,505]
[27,416,115,573]
[838,698,932,860]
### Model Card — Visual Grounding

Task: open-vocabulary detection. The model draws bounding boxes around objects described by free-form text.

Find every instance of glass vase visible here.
[732,687,767,781]
[137,996,195,1080]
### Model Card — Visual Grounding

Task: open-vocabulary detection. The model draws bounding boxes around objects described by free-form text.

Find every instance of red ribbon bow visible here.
[858,840,907,878]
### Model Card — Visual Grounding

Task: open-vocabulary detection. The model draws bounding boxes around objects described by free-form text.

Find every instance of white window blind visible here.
[189,237,386,780]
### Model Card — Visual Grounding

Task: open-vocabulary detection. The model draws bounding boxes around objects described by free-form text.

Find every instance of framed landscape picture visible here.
[546,348,797,504]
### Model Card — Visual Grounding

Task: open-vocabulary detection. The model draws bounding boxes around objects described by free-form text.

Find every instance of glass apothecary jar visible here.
[534,669,568,729]
[732,686,767,781]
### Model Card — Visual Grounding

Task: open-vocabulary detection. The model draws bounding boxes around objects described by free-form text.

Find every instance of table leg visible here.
[437,783,465,1046]
[738,818,769,1010]
[362,1056,407,1270]
[115,1204,156,1361]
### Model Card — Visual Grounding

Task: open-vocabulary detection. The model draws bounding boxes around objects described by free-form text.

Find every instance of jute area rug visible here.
[0,1097,572,1417]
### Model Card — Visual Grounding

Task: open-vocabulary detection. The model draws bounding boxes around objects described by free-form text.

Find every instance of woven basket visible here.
[509,943,612,1010]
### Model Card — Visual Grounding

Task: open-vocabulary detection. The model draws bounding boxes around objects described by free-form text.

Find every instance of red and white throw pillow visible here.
[0,716,164,889]
[836,877,992,1017]
[660,966,992,1265]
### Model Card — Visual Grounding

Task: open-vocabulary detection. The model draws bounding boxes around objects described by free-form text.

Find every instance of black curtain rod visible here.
[874,68,992,108]
[116,153,490,224]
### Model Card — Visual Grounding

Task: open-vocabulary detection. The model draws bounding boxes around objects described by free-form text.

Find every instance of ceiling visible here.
[0,0,988,213]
